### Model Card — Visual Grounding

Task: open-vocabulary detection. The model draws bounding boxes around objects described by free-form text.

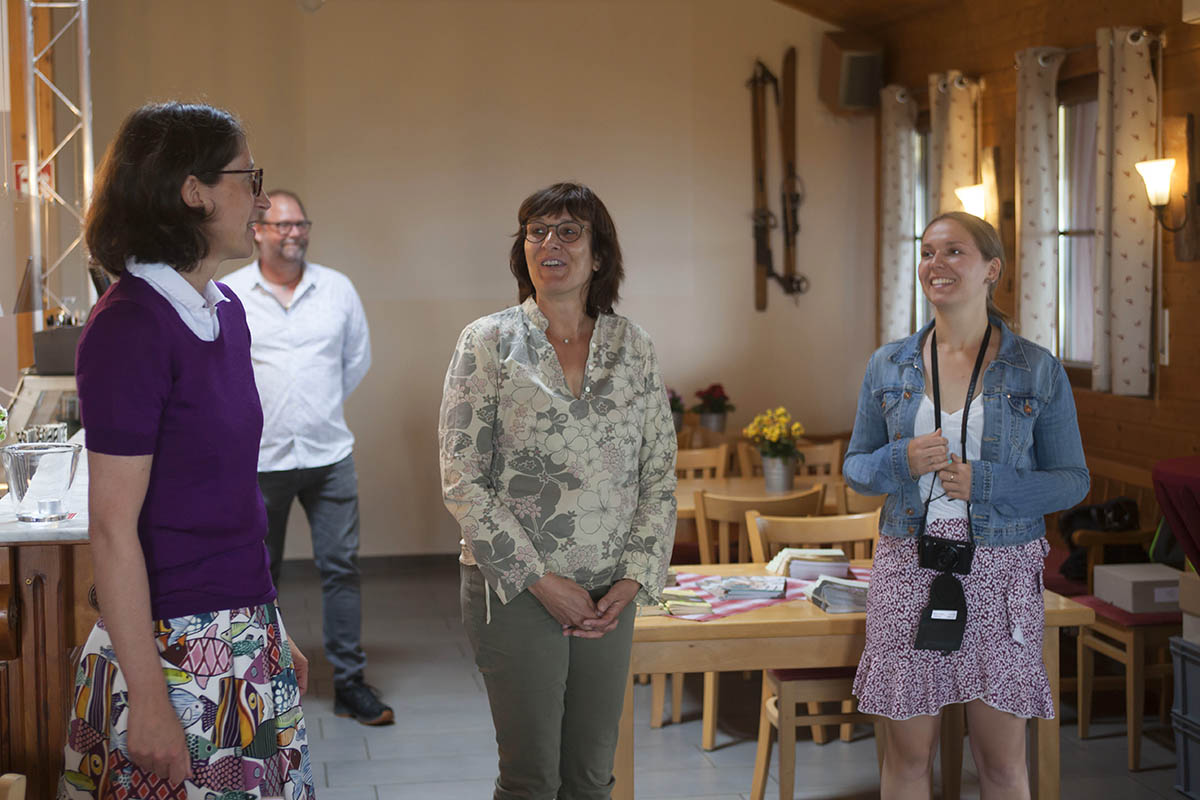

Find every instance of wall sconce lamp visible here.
[1135,158,1189,232]
[954,184,987,219]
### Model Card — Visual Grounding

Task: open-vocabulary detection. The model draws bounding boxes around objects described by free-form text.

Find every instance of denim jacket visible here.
[843,318,1089,546]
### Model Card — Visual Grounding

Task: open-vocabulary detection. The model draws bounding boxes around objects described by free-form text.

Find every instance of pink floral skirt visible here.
[853,518,1054,721]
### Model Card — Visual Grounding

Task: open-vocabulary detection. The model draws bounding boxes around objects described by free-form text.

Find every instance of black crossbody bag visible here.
[913,325,990,653]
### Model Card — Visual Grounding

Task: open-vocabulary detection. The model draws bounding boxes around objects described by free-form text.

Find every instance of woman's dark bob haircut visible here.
[509,182,624,317]
[86,102,245,276]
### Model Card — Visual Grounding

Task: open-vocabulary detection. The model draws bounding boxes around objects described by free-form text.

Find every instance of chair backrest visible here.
[675,444,728,479]
[676,427,694,451]
[843,485,886,515]
[797,440,843,477]
[1081,456,1160,526]
[745,508,881,563]
[694,485,825,564]
[737,441,761,477]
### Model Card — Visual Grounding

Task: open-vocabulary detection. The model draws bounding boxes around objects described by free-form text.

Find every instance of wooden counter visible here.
[0,475,96,800]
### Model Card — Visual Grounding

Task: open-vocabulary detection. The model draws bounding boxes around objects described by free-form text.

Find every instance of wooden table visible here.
[613,562,1095,800]
[675,476,847,519]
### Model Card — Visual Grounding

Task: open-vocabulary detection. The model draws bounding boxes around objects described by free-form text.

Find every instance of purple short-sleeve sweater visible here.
[75,275,276,619]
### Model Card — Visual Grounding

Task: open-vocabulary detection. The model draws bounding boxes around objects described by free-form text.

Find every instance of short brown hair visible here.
[86,102,245,276]
[509,182,624,317]
[922,211,1010,324]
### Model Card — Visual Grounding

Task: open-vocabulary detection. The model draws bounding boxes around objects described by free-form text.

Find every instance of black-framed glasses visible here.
[523,220,588,244]
[216,167,264,196]
[256,220,312,234]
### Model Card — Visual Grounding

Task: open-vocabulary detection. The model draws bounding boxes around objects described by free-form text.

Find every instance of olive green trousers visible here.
[461,565,636,800]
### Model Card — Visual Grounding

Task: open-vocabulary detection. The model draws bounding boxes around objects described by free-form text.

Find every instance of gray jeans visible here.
[259,454,366,686]
[461,565,635,800]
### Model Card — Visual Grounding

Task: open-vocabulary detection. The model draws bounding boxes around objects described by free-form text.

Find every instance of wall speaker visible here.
[818,32,883,115]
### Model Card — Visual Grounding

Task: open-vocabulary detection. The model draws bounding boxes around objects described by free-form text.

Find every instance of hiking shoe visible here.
[334,680,394,726]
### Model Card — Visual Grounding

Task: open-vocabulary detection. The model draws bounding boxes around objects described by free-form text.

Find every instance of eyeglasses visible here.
[215,168,264,197]
[256,220,313,234]
[523,220,588,244]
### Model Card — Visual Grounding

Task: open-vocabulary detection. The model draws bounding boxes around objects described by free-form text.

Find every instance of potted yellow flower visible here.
[742,406,805,492]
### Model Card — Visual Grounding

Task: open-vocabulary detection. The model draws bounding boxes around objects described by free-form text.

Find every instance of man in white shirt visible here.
[224,190,392,726]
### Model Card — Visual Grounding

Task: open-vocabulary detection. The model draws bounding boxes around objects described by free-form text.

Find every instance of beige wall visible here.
[84,0,876,557]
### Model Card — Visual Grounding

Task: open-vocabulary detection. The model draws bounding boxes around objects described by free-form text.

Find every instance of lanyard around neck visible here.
[922,323,992,542]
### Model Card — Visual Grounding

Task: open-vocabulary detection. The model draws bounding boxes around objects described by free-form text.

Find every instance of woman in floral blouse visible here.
[439,182,677,799]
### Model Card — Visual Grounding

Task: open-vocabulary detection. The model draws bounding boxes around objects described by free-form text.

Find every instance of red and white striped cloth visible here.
[667,567,871,622]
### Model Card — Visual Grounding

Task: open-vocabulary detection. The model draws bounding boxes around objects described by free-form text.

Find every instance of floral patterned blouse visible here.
[439,297,678,606]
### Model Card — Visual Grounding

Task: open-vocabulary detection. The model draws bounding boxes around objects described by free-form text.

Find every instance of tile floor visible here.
[277,556,1183,799]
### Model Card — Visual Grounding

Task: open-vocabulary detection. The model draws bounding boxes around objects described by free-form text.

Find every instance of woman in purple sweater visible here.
[60,103,316,799]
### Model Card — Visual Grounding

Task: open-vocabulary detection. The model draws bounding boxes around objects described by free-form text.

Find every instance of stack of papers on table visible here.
[766,547,851,581]
[699,575,787,600]
[807,575,869,613]
[660,587,714,616]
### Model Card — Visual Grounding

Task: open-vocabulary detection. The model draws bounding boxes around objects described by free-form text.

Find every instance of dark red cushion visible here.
[1073,594,1183,627]
[1044,573,1088,597]
[768,666,858,682]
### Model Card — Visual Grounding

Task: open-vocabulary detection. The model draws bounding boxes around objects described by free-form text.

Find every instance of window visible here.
[1056,77,1098,370]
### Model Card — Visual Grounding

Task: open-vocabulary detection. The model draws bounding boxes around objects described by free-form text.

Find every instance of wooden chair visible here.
[842,485,886,515]
[675,427,693,451]
[796,440,843,477]
[736,439,815,478]
[1067,456,1175,771]
[746,508,881,784]
[650,487,825,747]
[0,775,26,800]
[1076,595,1178,771]
[674,444,728,480]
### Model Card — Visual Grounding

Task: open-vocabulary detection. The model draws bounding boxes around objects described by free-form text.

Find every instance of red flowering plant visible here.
[668,388,685,414]
[691,383,735,414]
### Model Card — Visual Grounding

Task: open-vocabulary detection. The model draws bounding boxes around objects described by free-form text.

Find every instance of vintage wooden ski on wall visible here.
[748,53,808,311]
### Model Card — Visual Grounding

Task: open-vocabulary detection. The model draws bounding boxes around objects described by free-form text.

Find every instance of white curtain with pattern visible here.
[1091,27,1157,395]
[928,70,980,215]
[879,85,917,344]
[1015,48,1065,349]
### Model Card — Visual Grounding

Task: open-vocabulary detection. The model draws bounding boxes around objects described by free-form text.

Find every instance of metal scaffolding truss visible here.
[21,0,93,331]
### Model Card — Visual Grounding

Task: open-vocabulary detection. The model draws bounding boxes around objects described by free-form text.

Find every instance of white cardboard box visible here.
[1184,612,1200,645]
[1093,563,1182,614]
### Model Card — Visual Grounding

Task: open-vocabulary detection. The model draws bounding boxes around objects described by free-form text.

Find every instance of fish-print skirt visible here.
[59,603,316,800]
[853,518,1054,721]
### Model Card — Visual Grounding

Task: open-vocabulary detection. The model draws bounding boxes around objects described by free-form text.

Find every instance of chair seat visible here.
[1073,594,1182,627]
[768,666,858,682]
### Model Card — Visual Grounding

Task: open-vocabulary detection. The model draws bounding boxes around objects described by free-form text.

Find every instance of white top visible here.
[126,259,229,341]
[222,260,371,472]
[914,392,983,523]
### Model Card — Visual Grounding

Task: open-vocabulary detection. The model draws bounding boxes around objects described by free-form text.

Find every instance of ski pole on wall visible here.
[778,46,808,295]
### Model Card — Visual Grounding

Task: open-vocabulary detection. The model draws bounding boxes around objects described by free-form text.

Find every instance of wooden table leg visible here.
[940,704,964,800]
[1031,626,1061,800]
[614,671,635,800]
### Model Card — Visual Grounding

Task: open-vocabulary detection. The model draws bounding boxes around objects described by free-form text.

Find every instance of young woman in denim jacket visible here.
[845,212,1088,800]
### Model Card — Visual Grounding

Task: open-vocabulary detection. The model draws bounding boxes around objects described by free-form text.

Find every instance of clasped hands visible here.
[529,574,640,638]
[908,428,972,501]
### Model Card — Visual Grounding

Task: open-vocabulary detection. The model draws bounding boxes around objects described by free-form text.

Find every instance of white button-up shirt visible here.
[222,260,371,472]
[126,259,229,341]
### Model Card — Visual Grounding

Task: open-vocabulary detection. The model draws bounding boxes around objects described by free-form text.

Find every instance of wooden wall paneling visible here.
[871,0,1200,471]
